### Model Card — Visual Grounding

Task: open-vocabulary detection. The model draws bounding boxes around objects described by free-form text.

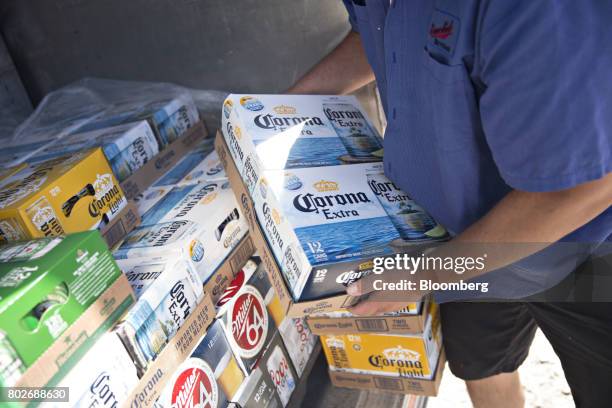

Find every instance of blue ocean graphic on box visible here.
[221,94,384,196]
[152,138,220,187]
[295,217,399,265]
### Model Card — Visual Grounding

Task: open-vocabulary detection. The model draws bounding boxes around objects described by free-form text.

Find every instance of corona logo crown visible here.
[273,105,297,114]
[32,206,54,227]
[235,126,242,140]
[93,173,113,198]
[314,180,339,192]
[383,346,420,362]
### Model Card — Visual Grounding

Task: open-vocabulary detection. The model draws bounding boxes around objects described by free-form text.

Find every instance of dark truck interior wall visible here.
[0,33,32,138]
[0,0,350,105]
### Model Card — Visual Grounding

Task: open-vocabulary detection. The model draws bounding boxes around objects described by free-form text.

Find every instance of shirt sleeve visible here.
[342,0,360,33]
[478,1,612,192]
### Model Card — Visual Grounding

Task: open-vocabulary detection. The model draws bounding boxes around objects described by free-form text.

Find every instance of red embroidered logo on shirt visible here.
[430,21,454,40]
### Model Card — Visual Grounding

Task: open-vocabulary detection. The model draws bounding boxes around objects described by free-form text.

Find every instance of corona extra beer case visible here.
[220,95,447,303]
[0,148,128,243]
[29,121,160,183]
[0,231,125,387]
[158,319,245,408]
[114,256,204,376]
[151,138,224,187]
[307,300,435,336]
[216,259,278,375]
[221,94,384,196]
[74,96,199,149]
[321,308,442,381]
[118,180,248,285]
[41,333,139,408]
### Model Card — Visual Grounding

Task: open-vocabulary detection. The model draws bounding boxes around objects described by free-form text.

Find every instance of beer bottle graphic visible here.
[322,103,383,161]
[367,173,447,243]
[62,183,95,217]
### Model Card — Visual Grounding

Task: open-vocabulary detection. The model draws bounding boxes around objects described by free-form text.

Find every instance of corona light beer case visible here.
[0,148,128,243]
[120,180,247,285]
[41,333,138,408]
[321,309,442,380]
[29,121,160,182]
[114,256,204,375]
[216,259,278,375]
[0,231,123,387]
[158,319,245,408]
[307,300,435,336]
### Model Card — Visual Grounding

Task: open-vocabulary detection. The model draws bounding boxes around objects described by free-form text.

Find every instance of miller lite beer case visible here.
[118,180,248,284]
[158,319,245,408]
[28,121,160,182]
[221,94,448,302]
[321,310,442,380]
[216,259,278,375]
[114,256,204,375]
[42,333,138,408]
[0,148,128,243]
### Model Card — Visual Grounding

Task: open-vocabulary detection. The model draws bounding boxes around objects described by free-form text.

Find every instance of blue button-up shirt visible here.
[343,0,611,300]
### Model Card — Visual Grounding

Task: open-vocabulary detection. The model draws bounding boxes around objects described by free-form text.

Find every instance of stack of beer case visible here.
[156,257,318,408]
[219,94,447,397]
[0,231,137,407]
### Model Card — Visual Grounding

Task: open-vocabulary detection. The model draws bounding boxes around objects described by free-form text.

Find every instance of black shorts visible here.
[440,257,612,408]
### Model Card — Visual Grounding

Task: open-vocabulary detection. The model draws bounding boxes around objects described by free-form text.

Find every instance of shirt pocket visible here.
[422,50,479,152]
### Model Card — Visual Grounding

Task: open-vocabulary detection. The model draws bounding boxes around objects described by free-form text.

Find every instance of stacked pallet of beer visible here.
[0,84,319,408]
[217,94,447,399]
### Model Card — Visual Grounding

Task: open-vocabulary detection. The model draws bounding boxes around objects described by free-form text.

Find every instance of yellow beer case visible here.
[321,309,442,380]
[0,148,127,243]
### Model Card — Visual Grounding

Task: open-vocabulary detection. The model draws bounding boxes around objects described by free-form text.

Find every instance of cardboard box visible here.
[124,295,217,408]
[15,273,135,389]
[328,352,445,397]
[320,310,442,380]
[219,95,448,302]
[41,332,139,408]
[29,121,160,183]
[149,139,224,187]
[276,316,317,378]
[229,365,282,408]
[99,201,140,249]
[120,121,208,200]
[114,257,205,376]
[0,231,126,386]
[136,179,249,283]
[0,148,128,243]
[307,300,435,336]
[216,131,357,317]
[156,319,245,408]
[259,331,298,407]
[216,260,278,375]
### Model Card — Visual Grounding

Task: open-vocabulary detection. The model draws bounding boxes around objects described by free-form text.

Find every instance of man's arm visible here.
[287,31,374,95]
[348,172,612,315]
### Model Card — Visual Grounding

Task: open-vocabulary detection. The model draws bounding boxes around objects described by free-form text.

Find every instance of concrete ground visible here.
[429,329,574,408]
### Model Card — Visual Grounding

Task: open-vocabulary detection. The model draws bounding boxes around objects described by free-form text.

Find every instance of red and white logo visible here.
[230,285,268,358]
[217,269,246,307]
[169,359,218,408]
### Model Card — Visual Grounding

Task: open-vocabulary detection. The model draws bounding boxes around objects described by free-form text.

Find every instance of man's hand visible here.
[346,268,429,316]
